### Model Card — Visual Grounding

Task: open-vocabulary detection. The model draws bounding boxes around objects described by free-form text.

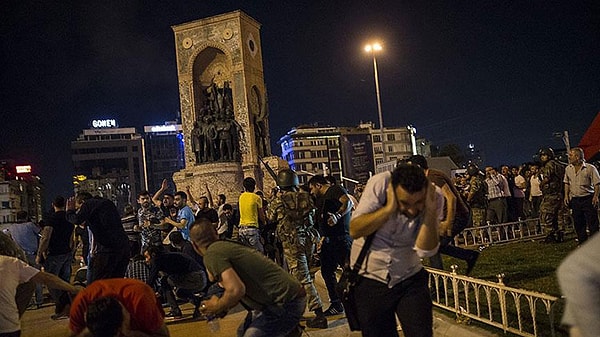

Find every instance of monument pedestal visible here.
[173,162,243,204]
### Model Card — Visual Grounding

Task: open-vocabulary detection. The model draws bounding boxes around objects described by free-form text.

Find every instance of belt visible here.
[239,224,259,228]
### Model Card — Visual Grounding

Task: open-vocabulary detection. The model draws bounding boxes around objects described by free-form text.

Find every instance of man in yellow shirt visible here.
[238,177,266,253]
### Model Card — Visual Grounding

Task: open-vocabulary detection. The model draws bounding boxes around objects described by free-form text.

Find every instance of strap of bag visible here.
[351,233,375,271]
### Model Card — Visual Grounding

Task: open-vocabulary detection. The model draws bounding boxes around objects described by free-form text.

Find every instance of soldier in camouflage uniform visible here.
[267,169,328,329]
[539,148,565,243]
[466,164,488,227]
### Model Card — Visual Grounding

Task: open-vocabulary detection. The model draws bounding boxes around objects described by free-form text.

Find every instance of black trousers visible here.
[570,195,599,243]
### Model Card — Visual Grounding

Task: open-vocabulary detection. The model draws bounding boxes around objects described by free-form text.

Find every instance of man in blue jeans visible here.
[37,196,75,319]
[350,164,442,337]
[190,218,305,337]
[308,175,353,316]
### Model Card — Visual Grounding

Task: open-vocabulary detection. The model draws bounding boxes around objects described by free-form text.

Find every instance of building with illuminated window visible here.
[278,122,417,189]
[0,161,45,224]
[71,120,147,212]
[143,122,185,193]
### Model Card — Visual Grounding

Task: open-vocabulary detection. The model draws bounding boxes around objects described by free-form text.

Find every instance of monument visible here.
[171,10,285,202]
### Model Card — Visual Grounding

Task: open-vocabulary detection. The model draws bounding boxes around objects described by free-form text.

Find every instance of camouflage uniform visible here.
[539,159,565,240]
[467,174,488,227]
[267,190,323,312]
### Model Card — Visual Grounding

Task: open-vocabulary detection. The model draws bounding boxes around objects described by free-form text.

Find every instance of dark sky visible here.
[1,1,599,200]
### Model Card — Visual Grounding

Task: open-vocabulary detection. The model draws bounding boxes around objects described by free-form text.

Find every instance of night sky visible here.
[1,1,599,202]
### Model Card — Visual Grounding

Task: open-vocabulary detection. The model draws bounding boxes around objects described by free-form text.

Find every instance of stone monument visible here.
[171,10,285,202]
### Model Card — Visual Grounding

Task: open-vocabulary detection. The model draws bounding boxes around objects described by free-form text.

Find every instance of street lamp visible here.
[364,42,386,162]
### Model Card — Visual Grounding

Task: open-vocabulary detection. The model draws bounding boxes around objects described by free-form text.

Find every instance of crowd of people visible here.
[1,146,598,337]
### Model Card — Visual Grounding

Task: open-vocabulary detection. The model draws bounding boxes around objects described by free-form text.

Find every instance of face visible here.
[511,167,519,176]
[540,154,549,163]
[485,167,495,177]
[568,150,581,164]
[309,183,323,197]
[173,195,186,209]
[198,198,209,210]
[143,251,151,264]
[530,165,538,174]
[138,194,151,209]
[501,166,510,176]
[394,184,427,219]
[163,195,174,207]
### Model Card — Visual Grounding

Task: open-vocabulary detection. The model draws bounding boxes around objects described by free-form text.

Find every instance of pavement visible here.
[20,271,497,337]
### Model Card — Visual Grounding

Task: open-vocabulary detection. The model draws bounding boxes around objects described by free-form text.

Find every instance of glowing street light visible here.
[364,42,386,162]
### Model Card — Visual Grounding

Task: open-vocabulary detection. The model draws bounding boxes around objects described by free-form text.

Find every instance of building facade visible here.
[71,120,147,212]
[278,122,417,188]
[0,162,45,224]
[143,123,185,194]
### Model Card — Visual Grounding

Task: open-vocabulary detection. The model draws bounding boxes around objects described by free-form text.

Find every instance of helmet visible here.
[538,147,555,159]
[276,169,299,188]
[466,164,480,177]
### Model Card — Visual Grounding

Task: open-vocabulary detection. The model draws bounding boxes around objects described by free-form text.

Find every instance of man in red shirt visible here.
[69,278,168,337]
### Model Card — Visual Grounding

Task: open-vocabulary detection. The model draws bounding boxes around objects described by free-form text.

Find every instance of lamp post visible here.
[364,42,386,162]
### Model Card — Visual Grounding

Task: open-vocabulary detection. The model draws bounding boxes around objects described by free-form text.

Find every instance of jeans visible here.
[237,294,306,337]
[354,269,432,337]
[238,227,264,253]
[44,252,72,313]
[319,236,351,304]
[162,271,207,312]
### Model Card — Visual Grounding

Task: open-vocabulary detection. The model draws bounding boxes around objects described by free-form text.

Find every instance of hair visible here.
[199,196,209,203]
[218,194,226,203]
[571,147,584,159]
[391,163,428,193]
[169,230,184,245]
[174,191,187,200]
[52,196,66,208]
[243,177,256,192]
[163,193,174,199]
[137,190,150,199]
[222,203,233,211]
[189,218,219,250]
[86,296,123,337]
[255,190,264,197]
[144,245,165,258]
[76,191,93,204]
[307,175,329,187]
[407,155,429,169]
[324,175,336,186]
[16,211,28,221]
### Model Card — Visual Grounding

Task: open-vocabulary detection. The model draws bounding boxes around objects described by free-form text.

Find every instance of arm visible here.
[186,186,197,206]
[201,267,245,315]
[350,181,397,239]
[164,216,188,230]
[564,183,571,206]
[414,183,441,252]
[31,270,79,294]
[152,179,168,207]
[205,183,214,208]
[36,226,53,264]
[440,184,456,237]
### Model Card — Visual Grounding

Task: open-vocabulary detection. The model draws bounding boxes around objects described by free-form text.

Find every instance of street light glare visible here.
[364,43,383,53]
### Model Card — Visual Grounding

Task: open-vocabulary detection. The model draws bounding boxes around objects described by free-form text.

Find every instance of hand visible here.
[327,212,341,226]
[66,196,76,211]
[384,181,398,214]
[200,295,221,316]
[161,179,168,190]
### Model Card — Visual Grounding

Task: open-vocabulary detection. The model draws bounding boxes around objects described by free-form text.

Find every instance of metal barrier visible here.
[427,266,561,337]
[455,218,546,248]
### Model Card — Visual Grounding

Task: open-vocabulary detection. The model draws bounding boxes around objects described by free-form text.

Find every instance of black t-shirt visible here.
[45,210,74,256]
[196,208,219,224]
[147,252,203,286]
[316,185,350,237]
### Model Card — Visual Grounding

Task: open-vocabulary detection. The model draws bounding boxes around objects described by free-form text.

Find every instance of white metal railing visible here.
[455,218,546,248]
[427,266,561,337]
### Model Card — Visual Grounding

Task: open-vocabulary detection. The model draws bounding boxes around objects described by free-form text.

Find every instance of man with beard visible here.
[137,191,164,253]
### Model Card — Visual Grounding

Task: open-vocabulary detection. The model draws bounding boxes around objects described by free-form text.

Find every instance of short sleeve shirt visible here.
[239,192,263,227]
[0,256,38,333]
[177,206,195,240]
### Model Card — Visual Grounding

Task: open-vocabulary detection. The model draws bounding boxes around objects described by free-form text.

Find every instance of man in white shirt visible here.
[349,164,442,337]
